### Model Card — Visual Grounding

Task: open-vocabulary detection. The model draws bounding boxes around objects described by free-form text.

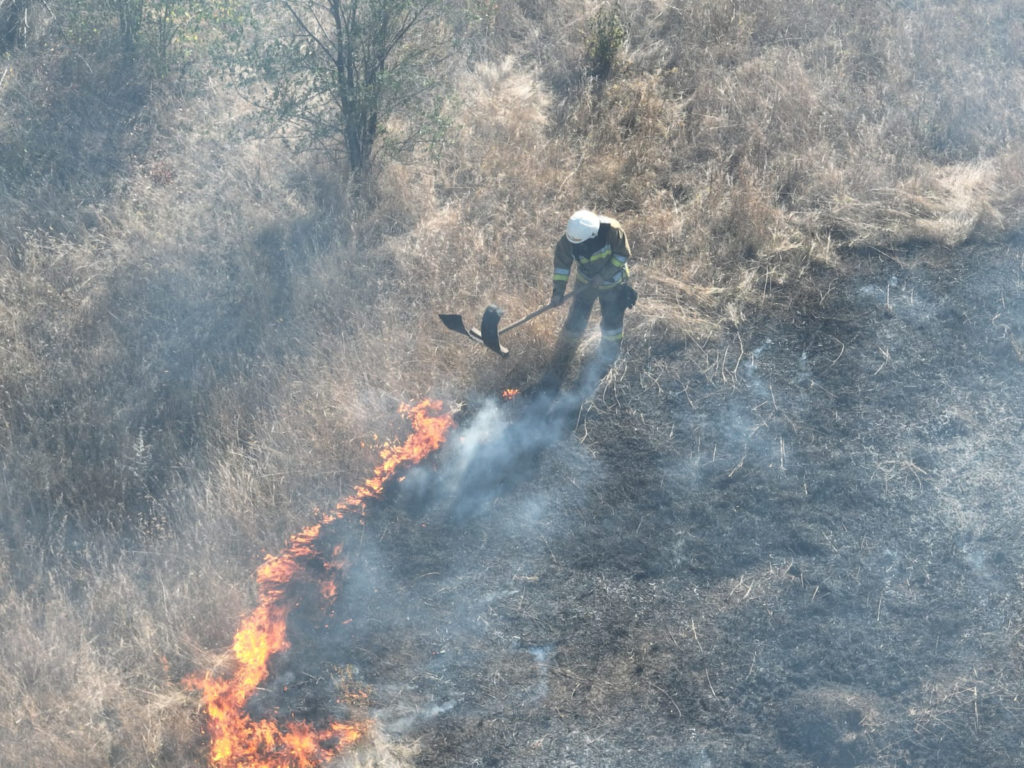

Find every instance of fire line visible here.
[186,400,455,768]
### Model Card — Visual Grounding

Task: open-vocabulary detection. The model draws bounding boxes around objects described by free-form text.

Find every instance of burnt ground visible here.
[273,242,1024,768]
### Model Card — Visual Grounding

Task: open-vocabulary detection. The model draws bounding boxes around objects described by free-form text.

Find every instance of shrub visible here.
[585,4,626,81]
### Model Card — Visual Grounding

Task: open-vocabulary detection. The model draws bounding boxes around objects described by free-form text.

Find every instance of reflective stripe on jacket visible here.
[553,216,631,292]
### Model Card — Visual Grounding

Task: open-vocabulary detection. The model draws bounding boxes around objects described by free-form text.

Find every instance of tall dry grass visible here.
[0,0,1023,765]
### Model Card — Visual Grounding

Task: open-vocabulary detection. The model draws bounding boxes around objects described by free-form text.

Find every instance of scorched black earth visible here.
[315,243,1024,767]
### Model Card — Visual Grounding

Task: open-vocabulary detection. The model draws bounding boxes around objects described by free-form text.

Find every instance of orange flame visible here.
[188,400,455,767]
[501,389,519,400]
[341,401,454,507]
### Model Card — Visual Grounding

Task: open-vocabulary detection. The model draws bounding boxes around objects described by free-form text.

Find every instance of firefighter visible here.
[549,209,638,365]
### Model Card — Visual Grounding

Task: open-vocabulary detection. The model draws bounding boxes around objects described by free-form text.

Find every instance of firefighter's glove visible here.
[620,284,638,310]
[549,289,565,307]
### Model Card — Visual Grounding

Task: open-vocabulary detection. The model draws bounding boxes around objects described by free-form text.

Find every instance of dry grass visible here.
[1,0,1023,765]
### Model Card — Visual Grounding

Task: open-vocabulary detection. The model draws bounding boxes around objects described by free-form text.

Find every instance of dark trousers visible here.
[540,284,629,392]
[562,284,628,342]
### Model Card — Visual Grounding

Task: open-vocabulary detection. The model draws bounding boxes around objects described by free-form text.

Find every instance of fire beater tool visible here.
[439,287,585,357]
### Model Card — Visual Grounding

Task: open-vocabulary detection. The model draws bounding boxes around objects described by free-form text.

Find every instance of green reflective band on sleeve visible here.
[611,254,627,267]
[553,273,569,283]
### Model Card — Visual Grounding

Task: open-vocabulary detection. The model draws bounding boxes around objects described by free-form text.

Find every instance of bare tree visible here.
[252,0,459,176]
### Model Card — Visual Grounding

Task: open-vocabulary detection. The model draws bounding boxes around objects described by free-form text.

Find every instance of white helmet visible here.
[566,209,600,243]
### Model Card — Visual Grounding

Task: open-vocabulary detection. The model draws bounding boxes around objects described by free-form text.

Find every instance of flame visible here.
[501,389,519,400]
[188,400,455,767]
[341,400,454,507]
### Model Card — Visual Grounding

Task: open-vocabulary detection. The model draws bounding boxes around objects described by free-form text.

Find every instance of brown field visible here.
[1,1,1023,766]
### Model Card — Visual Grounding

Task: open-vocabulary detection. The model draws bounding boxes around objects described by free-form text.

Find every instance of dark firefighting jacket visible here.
[552,216,631,297]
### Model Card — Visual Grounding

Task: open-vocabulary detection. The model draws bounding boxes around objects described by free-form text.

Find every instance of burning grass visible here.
[186,401,454,768]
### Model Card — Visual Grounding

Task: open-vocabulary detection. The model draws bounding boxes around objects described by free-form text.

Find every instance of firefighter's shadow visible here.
[533,335,618,398]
